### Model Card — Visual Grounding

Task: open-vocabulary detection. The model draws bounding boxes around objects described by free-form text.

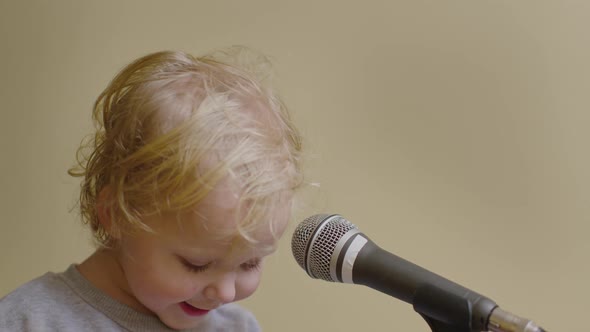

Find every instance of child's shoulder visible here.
[0,265,122,331]
[1,270,66,304]
[0,269,72,328]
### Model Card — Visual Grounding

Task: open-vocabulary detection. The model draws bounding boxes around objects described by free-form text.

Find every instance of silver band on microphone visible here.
[329,228,361,282]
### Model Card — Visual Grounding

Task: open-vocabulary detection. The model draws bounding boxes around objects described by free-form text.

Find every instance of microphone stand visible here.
[412,284,547,332]
[412,284,496,332]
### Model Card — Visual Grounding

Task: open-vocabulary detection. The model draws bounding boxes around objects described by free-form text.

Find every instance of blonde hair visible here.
[69,47,303,246]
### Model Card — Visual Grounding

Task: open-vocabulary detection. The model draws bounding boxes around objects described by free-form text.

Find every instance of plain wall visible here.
[1,1,588,331]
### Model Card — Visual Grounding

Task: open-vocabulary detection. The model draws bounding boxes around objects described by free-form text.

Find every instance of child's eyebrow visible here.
[250,243,280,257]
[220,238,276,257]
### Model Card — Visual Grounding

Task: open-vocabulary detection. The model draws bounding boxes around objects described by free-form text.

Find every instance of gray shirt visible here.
[0,265,260,331]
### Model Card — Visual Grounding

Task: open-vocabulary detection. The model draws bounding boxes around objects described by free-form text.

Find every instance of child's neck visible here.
[77,248,153,315]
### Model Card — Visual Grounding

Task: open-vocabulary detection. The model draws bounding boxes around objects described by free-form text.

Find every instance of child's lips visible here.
[179,302,211,316]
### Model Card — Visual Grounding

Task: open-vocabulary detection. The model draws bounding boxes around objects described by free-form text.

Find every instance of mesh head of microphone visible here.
[291,214,357,281]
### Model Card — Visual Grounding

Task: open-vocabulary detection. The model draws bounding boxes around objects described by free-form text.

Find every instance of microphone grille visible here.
[291,214,357,281]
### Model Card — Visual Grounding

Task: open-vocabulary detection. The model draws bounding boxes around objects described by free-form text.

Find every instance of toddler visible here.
[0,47,303,331]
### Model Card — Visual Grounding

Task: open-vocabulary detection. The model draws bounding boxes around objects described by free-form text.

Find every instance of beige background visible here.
[1,1,588,331]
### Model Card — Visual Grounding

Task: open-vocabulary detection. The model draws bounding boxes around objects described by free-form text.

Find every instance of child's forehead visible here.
[176,205,288,245]
[141,163,293,249]
[196,175,242,211]
[159,209,285,258]
[152,187,290,246]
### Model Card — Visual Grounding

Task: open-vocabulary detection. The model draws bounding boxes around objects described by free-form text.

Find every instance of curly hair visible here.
[68,47,303,247]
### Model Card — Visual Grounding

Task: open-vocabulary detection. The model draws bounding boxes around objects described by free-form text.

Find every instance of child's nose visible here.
[204,272,237,304]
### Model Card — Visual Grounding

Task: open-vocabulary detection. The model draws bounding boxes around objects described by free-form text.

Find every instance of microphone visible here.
[291,214,548,332]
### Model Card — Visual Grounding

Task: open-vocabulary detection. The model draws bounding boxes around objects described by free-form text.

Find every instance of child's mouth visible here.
[179,302,210,316]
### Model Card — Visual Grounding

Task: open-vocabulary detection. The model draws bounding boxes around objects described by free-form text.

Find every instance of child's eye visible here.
[180,258,210,273]
[241,259,261,272]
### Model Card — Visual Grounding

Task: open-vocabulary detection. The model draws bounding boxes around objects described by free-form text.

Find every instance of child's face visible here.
[112,179,291,330]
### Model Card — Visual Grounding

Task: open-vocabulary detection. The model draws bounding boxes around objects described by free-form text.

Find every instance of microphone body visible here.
[353,235,497,331]
[291,214,547,332]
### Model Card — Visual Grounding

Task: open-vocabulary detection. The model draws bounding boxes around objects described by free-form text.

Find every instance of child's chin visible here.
[158,312,206,331]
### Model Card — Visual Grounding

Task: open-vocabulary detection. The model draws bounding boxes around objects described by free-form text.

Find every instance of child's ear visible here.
[97,186,122,240]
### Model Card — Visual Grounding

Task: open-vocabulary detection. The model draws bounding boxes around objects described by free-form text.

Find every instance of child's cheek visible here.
[235,271,262,301]
[132,271,194,310]
[155,271,199,301]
